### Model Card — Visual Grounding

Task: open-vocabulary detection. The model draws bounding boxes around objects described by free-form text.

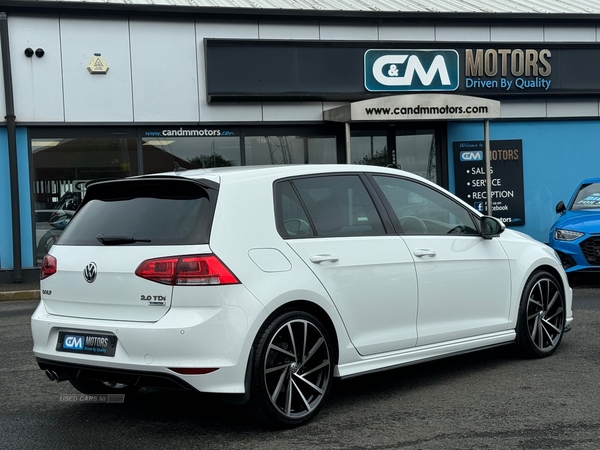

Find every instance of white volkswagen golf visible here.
[32,164,572,427]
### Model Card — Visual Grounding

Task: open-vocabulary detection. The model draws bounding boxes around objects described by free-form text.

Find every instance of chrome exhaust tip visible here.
[45,369,68,382]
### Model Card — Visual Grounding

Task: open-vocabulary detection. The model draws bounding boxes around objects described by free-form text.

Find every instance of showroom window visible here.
[244,135,337,165]
[350,124,445,185]
[31,133,138,264]
[29,125,343,265]
[350,130,388,166]
[142,133,241,173]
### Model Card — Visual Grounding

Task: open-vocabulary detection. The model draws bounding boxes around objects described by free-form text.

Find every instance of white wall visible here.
[3,15,600,124]
[130,18,199,122]
[7,15,63,121]
[60,17,134,122]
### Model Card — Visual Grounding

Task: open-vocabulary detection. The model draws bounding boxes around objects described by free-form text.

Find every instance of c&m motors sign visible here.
[365,50,459,92]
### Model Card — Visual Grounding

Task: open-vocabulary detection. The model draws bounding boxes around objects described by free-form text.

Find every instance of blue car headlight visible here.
[554,229,584,241]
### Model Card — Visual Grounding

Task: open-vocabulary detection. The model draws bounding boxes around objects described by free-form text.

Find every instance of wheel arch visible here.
[515,264,568,358]
[528,264,568,298]
[514,263,569,326]
[225,298,341,407]
[260,300,340,365]
[235,299,340,425]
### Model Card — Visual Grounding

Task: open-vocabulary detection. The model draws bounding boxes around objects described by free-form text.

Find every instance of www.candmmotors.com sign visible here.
[365,50,459,92]
[324,94,500,122]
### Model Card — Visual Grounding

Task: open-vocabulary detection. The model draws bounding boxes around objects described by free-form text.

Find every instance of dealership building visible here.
[2,0,600,281]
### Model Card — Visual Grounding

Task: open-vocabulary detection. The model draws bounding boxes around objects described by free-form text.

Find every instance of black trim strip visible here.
[36,358,196,391]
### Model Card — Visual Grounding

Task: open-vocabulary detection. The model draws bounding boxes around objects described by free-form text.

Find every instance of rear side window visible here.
[278,182,316,237]
[276,175,385,238]
[57,179,213,246]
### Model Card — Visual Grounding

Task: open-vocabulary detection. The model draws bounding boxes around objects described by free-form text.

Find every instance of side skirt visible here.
[335,330,516,379]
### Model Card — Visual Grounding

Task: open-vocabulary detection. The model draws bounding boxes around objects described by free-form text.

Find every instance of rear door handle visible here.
[309,254,339,264]
[413,249,436,258]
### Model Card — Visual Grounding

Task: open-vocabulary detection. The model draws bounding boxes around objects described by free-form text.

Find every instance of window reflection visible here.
[350,133,388,166]
[396,131,436,182]
[142,136,240,173]
[31,137,137,264]
[350,129,437,183]
[244,135,336,165]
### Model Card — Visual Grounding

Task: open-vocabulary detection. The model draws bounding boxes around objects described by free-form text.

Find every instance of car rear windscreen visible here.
[57,179,213,246]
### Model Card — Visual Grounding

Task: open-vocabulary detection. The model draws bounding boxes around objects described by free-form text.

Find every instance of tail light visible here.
[41,255,57,280]
[135,254,239,286]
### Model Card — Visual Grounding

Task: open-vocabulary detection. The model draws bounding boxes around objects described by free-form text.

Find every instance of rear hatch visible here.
[41,176,217,322]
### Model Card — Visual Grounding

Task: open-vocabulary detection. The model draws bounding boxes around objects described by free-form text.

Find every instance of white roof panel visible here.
[8,0,600,14]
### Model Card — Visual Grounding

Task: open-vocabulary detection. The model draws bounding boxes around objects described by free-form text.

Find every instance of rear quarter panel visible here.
[207,173,359,366]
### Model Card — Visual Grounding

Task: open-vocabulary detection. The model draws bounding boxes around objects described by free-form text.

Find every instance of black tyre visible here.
[69,378,139,396]
[516,270,566,358]
[245,311,334,427]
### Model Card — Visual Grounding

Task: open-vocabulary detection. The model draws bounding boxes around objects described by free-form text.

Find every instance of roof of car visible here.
[580,177,600,184]
[164,164,418,183]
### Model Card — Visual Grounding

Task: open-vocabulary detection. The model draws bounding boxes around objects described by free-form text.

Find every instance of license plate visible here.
[56,331,117,357]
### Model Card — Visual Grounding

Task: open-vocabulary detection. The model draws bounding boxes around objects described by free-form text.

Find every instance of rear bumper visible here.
[31,290,266,394]
[37,357,195,390]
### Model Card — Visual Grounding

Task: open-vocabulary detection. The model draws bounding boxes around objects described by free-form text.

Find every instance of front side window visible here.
[373,176,478,236]
[277,175,385,238]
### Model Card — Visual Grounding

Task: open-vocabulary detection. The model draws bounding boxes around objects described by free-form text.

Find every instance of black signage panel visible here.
[206,40,366,101]
[206,39,600,102]
[453,140,524,226]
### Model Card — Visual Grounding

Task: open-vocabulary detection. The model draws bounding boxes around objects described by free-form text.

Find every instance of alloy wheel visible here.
[263,318,331,420]
[525,277,565,353]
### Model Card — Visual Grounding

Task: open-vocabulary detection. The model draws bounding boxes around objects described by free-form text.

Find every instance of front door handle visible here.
[413,249,436,258]
[309,254,339,264]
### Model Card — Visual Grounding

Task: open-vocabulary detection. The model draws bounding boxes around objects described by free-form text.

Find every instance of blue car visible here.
[549,177,600,273]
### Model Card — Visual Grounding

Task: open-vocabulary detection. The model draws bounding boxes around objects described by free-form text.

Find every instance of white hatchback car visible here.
[32,164,573,427]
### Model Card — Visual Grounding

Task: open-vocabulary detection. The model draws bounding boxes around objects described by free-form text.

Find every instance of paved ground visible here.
[1,287,598,449]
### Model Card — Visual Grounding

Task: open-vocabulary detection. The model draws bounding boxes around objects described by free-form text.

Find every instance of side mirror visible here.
[481,216,505,239]
[556,201,566,215]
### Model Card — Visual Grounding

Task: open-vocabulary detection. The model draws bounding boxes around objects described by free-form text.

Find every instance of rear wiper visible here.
[96,234,151,245]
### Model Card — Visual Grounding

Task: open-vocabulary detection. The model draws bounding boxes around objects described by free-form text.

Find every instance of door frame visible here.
[348,121,449,188]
